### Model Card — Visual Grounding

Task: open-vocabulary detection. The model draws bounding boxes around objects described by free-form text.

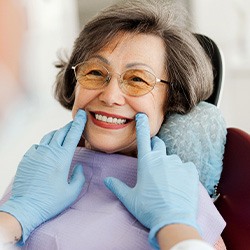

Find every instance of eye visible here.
[86,70,104,77]
[131,76,145,82]
[124,69,152,86]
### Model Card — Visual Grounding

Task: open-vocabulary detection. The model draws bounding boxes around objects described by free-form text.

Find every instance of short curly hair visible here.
[54,0,213,114]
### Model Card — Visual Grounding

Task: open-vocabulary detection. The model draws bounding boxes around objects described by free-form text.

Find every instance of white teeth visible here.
[101,116,107,122]
[95,113,126,124]
[107,117,112,123]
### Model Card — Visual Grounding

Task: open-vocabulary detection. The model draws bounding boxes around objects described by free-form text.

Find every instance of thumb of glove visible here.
[68,164,85,201]
[104,177,131,205]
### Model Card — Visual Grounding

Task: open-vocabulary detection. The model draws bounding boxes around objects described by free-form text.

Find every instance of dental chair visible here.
[195,34,224,106]
[215,128,250,250]
[197,34,250,249]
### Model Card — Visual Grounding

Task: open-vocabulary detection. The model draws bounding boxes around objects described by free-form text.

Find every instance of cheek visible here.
[131,92,166,136]
[148,111,165,136]
[147,91,167,136]
[72,100,80,119]
[71,87,96,118]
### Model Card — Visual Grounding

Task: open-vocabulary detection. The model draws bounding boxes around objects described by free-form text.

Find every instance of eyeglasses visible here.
[72,61,171,97]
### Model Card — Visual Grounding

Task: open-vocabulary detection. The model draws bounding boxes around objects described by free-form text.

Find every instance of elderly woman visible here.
[0,0,226,249]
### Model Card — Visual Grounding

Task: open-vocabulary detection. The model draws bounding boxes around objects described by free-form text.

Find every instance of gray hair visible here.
[54,0,213,114]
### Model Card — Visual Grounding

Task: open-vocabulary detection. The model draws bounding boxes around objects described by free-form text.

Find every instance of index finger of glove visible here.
[62,109,87,150]
[135,113,151,158]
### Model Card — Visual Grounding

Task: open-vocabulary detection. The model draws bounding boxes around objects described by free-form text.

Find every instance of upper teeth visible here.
[95,114,127,124]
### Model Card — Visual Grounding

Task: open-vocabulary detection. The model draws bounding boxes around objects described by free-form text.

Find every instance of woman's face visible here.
[72,32,168,155]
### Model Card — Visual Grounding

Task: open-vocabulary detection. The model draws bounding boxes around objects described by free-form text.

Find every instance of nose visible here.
[98,74,126,106]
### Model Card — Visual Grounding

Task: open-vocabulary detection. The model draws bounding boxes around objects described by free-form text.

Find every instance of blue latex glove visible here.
[0,109,87,245]
[104,113,200,249]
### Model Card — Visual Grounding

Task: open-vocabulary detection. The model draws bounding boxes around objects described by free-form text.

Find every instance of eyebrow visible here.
[89,55,154,72]
[90,55,110,65]
[126,62,153,70]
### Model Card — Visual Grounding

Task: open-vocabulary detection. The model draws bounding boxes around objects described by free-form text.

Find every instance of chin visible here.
[85,138,137,156]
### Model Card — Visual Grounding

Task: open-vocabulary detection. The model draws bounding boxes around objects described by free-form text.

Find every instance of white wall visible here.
[191,0,250,133]
[0,0,79,197]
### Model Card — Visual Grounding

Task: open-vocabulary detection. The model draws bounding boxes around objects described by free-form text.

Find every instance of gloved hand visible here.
[104,113,200,249]
[0,109,87,245]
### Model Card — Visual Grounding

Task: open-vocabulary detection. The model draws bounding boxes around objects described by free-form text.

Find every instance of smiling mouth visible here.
[90,112,132,125]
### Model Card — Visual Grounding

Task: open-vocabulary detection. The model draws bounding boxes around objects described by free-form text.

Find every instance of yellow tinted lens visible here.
[122,69,155,96]
[76,62,108,89]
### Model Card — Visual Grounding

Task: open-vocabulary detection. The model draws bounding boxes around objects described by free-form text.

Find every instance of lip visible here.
[89,111,133,130]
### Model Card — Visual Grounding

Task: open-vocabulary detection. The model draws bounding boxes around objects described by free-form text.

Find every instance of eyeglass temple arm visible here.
[159,79,172,85]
